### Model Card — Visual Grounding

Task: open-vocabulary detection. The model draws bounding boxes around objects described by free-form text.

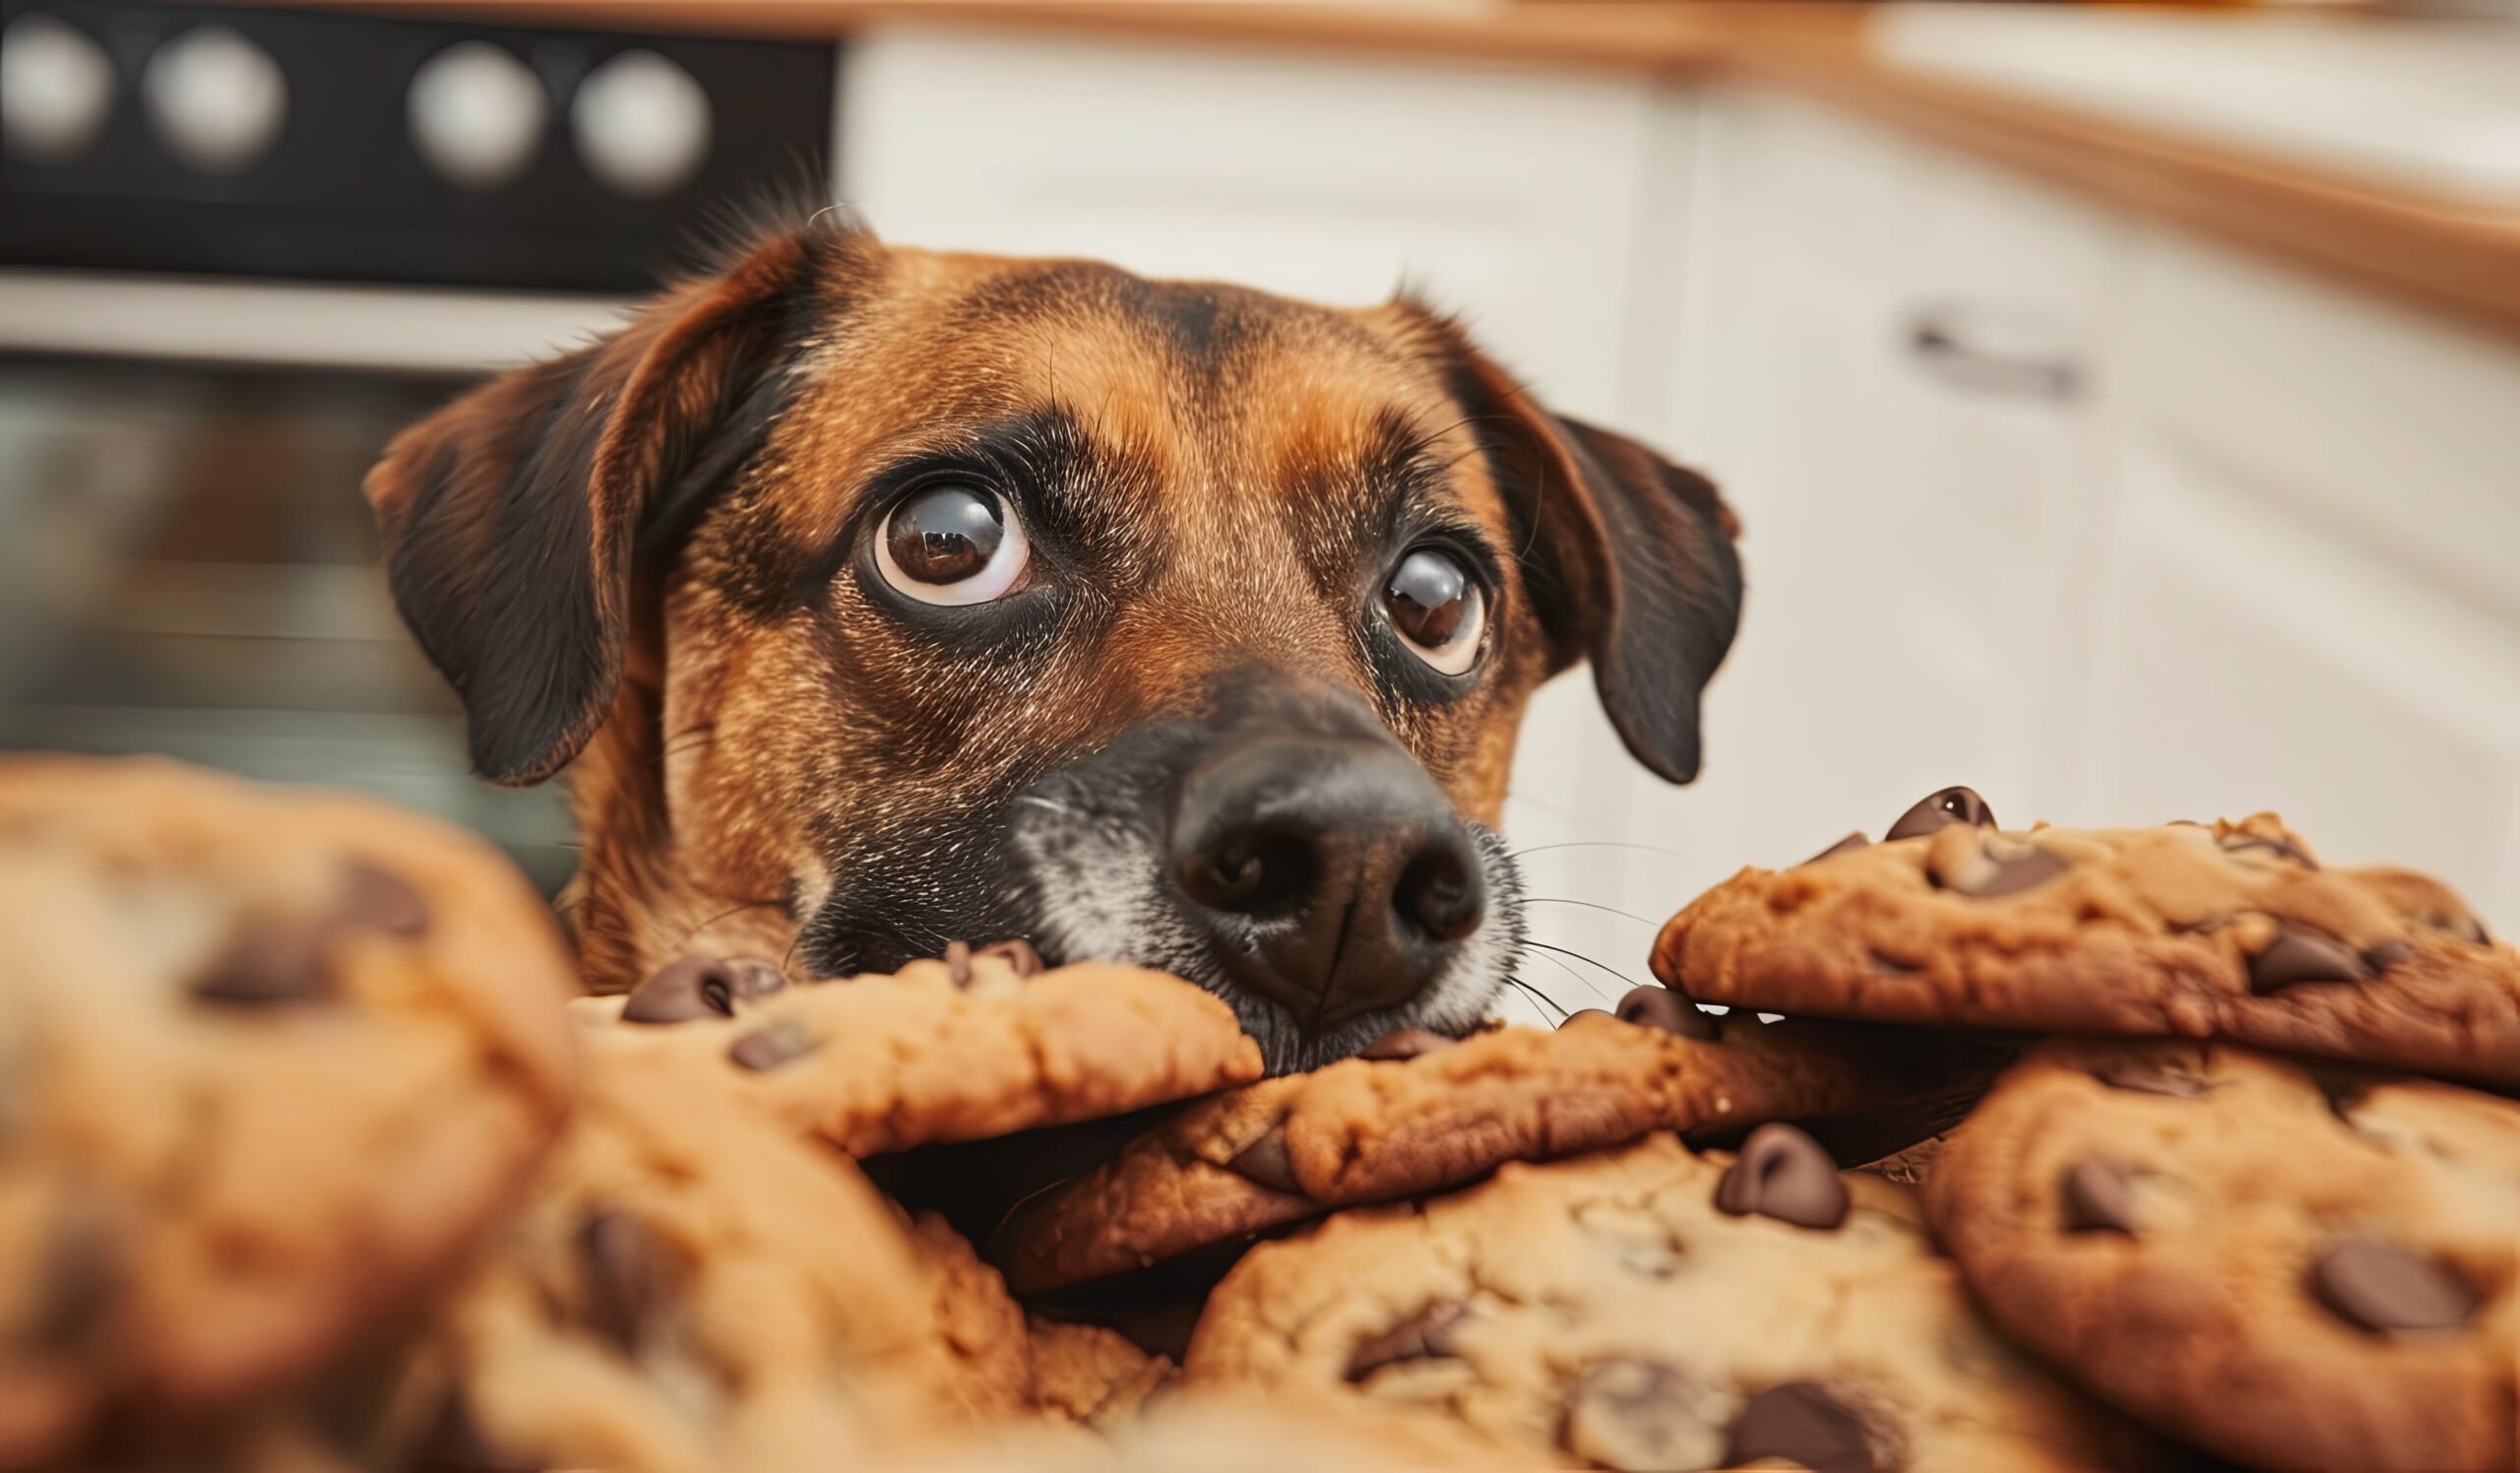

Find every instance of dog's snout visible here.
[1168,735,1485,1035]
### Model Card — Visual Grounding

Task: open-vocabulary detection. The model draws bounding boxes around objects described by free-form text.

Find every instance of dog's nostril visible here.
[1181,827,1313,917]
[1395,846,1482,943]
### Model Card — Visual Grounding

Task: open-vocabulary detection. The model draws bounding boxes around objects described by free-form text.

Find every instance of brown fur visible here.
[364,220,1739,993]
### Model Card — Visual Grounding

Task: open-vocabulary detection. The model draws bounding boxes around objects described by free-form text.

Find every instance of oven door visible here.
[0,297,609,891]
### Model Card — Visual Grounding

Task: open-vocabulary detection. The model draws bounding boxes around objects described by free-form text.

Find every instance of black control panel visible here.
[0,2,836,291]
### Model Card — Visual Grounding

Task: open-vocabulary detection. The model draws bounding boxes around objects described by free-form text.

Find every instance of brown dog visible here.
[363,217,1740,1072]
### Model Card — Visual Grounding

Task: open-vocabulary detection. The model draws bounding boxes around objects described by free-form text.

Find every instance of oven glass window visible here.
[0,354,574,892]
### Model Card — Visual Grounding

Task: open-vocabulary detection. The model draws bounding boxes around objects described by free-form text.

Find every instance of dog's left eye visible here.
[875,483,1031,606]
[1383,546,1485,676]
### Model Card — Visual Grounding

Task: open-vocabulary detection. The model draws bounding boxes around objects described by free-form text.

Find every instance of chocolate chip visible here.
[1227,1127,1302,1195]
[1803,831,1870,865]
[1342,1299,1466,1381]
[1724,1382,1880,1473]
[191,923,332,1006]
[2092,1062,2214,1099]
[1359,1027,1457,1060]
[1715,1123,1850,1230]
[1614,986,1720,1041]
[2057,1157,2137,1235]
[978,937,1044,977]
[2247,925,2370,993]
[576,1210,676,1357]
[2362,939,2417,974]
[2309,1240,2478,1334]
[1886,786,1996,842]
[22,1209,116,1351]
[1561,1359,1732,1472]
[726,1021,816,1072]
[2218,834,2320,871]
[1946,843,2070,899]
[338,861,431,937]
[622,956,785,1024]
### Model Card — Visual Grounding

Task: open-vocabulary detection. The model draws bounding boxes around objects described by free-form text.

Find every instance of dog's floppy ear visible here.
[364,226,840,785]
[1442,343,1743,785]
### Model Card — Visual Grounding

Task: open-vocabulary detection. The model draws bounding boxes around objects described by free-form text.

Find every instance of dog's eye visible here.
[1383,546,1485,676]
[875,483,1031,606]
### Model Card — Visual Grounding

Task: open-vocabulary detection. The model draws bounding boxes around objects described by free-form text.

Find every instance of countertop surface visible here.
[321,1,2520,343]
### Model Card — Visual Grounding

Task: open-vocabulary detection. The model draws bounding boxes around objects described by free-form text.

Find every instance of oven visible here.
[0,2,837,892]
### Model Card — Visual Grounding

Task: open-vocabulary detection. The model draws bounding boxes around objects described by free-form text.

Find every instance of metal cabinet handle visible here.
[1904,303,2084,402]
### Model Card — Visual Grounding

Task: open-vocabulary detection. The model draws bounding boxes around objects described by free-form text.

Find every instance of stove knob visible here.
[142,25,286,175]
[571,49,709,198]
[1,13,116,163]
[408,40,545,190]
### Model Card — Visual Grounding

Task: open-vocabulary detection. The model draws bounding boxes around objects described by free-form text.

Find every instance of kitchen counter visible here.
[319,1,2520,342]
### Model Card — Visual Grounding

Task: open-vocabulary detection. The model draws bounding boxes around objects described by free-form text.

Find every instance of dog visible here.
[362,217,1741,1073]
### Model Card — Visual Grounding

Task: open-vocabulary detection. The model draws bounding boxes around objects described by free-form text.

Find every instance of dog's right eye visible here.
[874,482,1032,606]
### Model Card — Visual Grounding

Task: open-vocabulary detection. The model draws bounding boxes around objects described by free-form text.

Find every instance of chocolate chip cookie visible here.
[0,756,577,1465]
[423,1043,1029,1473]
[991,998,1999,1294]
[1654,794,2520,1086]
[1186,1129,2132,1471]
[1926,1038,2520,1471]
[576,947,1265,1157]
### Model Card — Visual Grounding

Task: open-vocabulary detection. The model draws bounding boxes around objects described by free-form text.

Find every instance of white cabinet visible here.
[1591,89,2130,936]
[2078,235,2520,918]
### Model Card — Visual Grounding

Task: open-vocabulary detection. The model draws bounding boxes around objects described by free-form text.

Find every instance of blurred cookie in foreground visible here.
[0,756,577,1466]
[1655,793,2520,1086]
[1927,1038,2519,1472]
[1188,1130,2137,1471]
[989,1001,1996,1294]
[407,1047,1032,1473]
[575,946,1263,1156]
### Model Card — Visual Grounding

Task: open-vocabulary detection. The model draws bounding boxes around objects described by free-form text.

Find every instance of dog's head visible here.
[365,220,1740,1071]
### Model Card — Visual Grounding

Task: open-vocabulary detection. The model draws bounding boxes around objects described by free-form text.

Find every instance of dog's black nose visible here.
[1168,735,1484,1035]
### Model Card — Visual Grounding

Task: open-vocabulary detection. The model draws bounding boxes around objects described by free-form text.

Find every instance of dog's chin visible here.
[1003,797,1523,1076]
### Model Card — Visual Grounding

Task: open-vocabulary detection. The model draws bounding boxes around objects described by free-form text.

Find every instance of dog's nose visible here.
[1169,735,1484,1034]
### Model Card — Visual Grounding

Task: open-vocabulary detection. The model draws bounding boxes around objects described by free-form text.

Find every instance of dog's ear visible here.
[364,226,842,785]
[1442,345,1743,785]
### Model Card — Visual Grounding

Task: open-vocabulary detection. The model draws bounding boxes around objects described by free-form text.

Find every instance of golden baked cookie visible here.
[0,756,576,1465]
[1925,1038,2520,1472]
[416,1047,1025,1473]
[574,948,1264,1156]
[1654,796,2519,1087]
[1186,1131,2132,1471]
[989,1002,1999,1295]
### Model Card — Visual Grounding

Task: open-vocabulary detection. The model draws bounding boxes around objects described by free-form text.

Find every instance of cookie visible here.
[575,947,1265,1157]
[1654,793,2520,1086]
[882,1390,1513,1471]
[990,996,2000,1294]
[1925,1038,2520,1471]
[419,1045,1027,1473]
[1186,1129,2132,1471]
[1026,1317,1173,1430]
[0,756,576,1464]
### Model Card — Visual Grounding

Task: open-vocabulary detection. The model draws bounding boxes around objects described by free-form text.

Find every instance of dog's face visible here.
[365,224,1740,1071]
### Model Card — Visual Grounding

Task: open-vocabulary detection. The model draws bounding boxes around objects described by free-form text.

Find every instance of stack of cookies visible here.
[2,757,2513,1472]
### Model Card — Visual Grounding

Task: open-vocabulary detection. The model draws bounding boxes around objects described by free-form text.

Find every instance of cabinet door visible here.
[1572,89,2126,957]
[2078,235,2520,921]
[839,27,1666,420]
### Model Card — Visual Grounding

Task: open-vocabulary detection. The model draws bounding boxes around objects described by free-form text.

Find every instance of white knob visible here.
[1,14,116,163]
[571,49,709,199]
[142,25,286,175]
[408,40,545,190]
